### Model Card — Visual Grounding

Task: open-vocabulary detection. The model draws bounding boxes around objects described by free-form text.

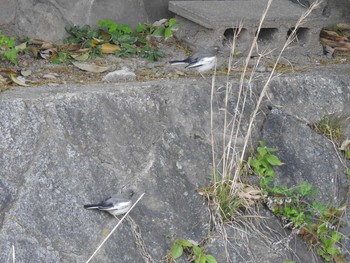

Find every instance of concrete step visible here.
[169,0,327,57]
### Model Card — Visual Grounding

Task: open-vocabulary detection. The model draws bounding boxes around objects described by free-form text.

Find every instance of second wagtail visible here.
[84,189,134,216]
[169,46,219,77]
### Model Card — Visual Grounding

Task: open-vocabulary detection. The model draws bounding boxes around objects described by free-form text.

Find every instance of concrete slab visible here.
[169,0,313,29]
[169,0,328,58]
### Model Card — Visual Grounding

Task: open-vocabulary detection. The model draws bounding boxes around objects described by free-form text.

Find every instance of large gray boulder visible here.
[0,66,349,262]
[0,0,168,42]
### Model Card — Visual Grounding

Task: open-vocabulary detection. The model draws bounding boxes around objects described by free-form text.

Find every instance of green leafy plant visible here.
[98,19,164,61]
[51,51,70,64]
[0,31,18,64]
[247,141,346,262]
[345,148,350,160]
[136,22,156,36]
[213,178,246,221]
[345,169,350,179]
[311,116,343,142]
[98,20,136,45]
[168,239,217,263]
[316,222,342,261]
[247,140,284,190]
[269,182,315,227]
[139,45,164,61]
[64,19,169,61]
[64,24,100,48]
[152,18,180,39]
[248,141,284,176]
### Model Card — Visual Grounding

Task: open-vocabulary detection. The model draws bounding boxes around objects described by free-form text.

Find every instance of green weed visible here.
[166,239,217,263]
[0,31,17,64]
[311,116,343,142]
[247,142,346,262]
[151,18,180,39]
[63,19,175,62]
[64,24,100,48]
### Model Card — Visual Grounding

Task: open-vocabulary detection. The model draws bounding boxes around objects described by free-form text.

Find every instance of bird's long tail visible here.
[169,60,188,65]
[84,204,100,209]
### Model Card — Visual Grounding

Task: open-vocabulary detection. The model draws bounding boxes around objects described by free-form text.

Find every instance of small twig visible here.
[86,193,145,263]
[12,245,15,263]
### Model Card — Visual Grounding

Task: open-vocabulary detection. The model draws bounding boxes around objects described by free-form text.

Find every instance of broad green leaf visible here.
[257,147,267,157]
[168,18,176,27]
[136,23,145,33]
[331,232,341,242]
[326,246,339,255]
[179,239,193,247]
[266,147,279,153]
[152,27,165,37]
[170,244,183,259]
[120,24,133,34]
[118,34,137,44]
[205,255,218,263]
[266,154,283,166]
[297,182,314,196]
[170,24,181,31]
[193,246,202,256]
[164,28,172,39]
[199,254,206,263]
[258,140,266,147]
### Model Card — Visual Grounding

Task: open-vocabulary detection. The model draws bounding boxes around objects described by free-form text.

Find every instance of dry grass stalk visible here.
[209,1,324,262]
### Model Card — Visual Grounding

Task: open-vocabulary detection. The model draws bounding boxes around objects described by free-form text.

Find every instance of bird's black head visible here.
[124,189,134,198]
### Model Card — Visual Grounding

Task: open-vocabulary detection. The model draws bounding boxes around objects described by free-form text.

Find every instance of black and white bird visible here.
[169,46,219,77]
[84,189,134,216]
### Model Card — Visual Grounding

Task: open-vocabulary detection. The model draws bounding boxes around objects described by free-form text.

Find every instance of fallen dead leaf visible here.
[72,62,111,73]
[320,30,349,42]
[71,52,90,61]
[41,42,55,49]
[336,23,350,31]
[15,42,28,52]
[9,74,29,87]
[31,39,46,45]
[153,18,168,27]
[339,139,350,151]
[0,74,9,84]
[65,43,81,51]
[0,68,17,75]
[100,43,120,54]
[75,48,91,53]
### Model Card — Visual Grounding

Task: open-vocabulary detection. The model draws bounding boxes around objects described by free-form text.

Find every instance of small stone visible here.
[43,73,59,79]
[21,70,32,77]
[102,67,136,82]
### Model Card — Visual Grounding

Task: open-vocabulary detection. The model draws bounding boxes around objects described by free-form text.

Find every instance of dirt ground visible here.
[0,38,198,90]
[0,36,349,92]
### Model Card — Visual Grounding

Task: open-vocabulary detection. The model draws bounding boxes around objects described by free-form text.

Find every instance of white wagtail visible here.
[169,46,219,78]
[84,189,134,216]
